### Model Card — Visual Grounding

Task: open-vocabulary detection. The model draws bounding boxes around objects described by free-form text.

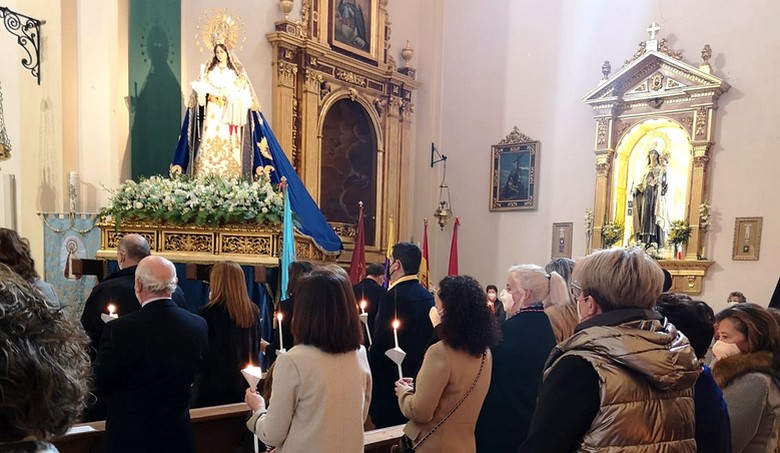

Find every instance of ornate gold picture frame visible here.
[329,0,380,61]
[732,217,762,261]
[551,222,573,259]
[489,127,538,211]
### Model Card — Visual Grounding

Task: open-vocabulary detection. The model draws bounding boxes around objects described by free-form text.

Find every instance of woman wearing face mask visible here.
[485,284,505,320]
[712,303,780,453]
[474,265,560,452]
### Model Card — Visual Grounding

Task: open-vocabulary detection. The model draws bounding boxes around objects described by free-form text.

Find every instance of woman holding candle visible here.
[193,261,262,407]
[394,275,500,453]
[245,265,371,452]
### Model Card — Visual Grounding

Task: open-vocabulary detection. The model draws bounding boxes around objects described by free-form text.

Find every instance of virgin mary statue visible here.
[170,12,343,255]
[170,41,266,179]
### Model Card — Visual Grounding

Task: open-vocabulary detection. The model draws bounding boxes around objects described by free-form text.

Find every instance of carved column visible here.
[384,95,403,243]
[272,59,298,162]
[591,116,614,251]
[300,67,322,200]
[398,101,414,240]
[686,144,711,259]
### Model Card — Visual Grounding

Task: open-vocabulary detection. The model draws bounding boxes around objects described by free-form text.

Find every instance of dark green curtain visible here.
[129,0,182,178]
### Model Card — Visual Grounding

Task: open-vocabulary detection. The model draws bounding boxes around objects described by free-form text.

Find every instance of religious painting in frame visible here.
[551,222,573,259]
[732,217,762,261]
[489,127,539,211]
[329,0,380,61]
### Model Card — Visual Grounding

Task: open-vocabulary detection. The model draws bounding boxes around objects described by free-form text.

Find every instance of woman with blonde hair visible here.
[475,264,559,451]
[194,261,262,407]
[713,303,780,452]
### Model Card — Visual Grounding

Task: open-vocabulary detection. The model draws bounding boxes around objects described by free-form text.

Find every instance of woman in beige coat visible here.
[395,275,501,452]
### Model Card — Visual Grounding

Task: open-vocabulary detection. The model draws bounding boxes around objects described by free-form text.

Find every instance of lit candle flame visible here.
[360,300,367,312]
[108,304,116,314]
[392,319,400,330]
[277,312,283,321]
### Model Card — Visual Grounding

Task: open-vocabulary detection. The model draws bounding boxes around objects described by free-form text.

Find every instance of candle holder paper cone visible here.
[385,347,406,365]
[101,314,118,324]
[241,366,266,388]
[359,313,373,346]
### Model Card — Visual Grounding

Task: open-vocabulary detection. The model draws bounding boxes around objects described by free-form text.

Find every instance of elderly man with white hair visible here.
[94,256,208,453]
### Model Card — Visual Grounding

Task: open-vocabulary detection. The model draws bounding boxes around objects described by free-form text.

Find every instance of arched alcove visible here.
[320,99,378,245]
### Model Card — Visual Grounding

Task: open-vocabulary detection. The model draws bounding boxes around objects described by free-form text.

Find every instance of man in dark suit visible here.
[80,233,187,361]
[369,242,434,428]
[94,256,208,453]
[353,263,386,347]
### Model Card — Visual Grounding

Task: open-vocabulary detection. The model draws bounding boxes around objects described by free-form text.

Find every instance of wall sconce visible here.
[431,143,452,230]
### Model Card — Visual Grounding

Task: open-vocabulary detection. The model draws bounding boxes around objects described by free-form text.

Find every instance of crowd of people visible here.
[1,227,779,453]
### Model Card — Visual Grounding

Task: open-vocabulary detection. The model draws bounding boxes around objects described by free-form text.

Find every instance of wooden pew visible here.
[54,404,404,453]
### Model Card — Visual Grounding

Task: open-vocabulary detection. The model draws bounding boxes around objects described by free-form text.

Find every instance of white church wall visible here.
[431,0,780,309]
[0,1,22,229]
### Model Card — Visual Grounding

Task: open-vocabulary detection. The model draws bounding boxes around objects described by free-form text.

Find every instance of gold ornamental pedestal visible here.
[96,221,335,266]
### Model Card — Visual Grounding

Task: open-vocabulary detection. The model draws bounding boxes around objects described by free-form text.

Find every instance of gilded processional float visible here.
[97,10,347,267]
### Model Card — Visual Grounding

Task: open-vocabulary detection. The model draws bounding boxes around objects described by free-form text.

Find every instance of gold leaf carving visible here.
[335,69,367,87]
[164,233,214,253]
[499,126,534,145]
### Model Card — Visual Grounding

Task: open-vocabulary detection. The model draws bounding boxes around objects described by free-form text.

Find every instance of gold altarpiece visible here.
[266,0,419,264]
[583,24,729,294]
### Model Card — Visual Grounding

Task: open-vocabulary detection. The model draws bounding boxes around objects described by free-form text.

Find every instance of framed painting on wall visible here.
[732,217,762,261]
[329,0,380,61]
[489,128,539,211]
[551,222,573,259]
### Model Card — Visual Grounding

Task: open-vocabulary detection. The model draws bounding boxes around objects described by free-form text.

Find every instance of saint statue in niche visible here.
[631,146,668,245]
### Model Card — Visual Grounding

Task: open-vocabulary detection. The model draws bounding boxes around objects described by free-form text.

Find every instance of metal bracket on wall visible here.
[0,6,45,85]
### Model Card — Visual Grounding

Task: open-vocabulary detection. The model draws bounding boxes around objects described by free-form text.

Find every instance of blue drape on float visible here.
[171,109,343,255]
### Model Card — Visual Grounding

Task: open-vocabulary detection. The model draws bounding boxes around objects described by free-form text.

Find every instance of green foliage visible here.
[99,175,284,228]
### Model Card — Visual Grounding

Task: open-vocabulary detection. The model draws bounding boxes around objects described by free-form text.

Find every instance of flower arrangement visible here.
[100,175,284,228]
[667,219,691,247]
[601,220,624,248]
[626,240,666,260]
[698,203,711,231]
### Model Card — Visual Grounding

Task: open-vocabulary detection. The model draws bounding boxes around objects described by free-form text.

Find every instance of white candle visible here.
[360,300,367,314]
[277,312,285,351]
[393,319,403,379]
[108,304,118,319]
[68,171,79,212]
[200,64,205,80]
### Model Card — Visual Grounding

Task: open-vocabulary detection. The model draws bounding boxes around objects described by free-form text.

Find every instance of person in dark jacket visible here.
[655,293,732,453]
[519,248,699,453]
[80,234,187,422]
[475,264,558,452]
[194,261,262,407]
[265,261,314,366]
[353,263,386,346]
[369,242,434,428]
[94,256,208,453]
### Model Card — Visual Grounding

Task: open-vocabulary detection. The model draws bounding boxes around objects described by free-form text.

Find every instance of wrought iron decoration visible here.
[0,6,45,84]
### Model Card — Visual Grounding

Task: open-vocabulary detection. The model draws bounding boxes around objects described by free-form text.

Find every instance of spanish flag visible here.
[419,219,430,290]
